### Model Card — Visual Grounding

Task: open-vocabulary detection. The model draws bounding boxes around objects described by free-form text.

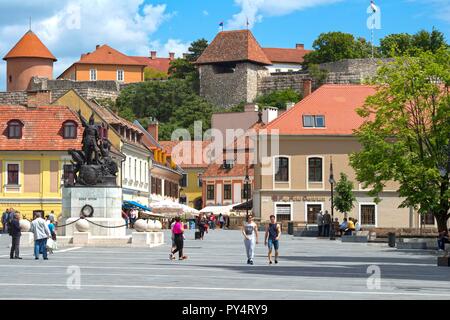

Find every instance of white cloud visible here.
[203,10,209,16]
[0,0,177,90]
[148,39,191,58]
[227,0,342,29]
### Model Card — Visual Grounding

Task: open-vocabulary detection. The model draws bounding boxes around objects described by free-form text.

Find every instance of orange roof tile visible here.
[264,84,377,135]
[3,30,57,61]
[0,105,82,151]
[130,56,171,73]
[159,140,212,168]
[195,30,272,65]
[262,47,312,64]
[74,45,146,66]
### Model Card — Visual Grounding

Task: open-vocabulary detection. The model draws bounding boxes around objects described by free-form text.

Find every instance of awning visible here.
[199,204,241,215]
[123,200,152,212]
[233,199,252,211]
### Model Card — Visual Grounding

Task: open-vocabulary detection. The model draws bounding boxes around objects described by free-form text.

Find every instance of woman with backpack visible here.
[170,217,188,260]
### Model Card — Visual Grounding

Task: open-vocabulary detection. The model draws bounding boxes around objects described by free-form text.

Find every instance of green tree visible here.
[255,89,302,110]
[302,32,374,65]
[333,173,356,216]
[349,49,450,231]
[308,64,328,86]
[185,38,209,62]
[380,33,413,57]
[144,67,168,80]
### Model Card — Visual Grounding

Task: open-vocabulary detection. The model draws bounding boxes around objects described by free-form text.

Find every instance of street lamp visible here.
[244,165,250,218]
[328,156,336,240]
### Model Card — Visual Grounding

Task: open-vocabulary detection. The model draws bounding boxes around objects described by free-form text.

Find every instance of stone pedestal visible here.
[60,186,125,237]
[19,232,34,247]
[132,232,164,247]
[73,232,90,246]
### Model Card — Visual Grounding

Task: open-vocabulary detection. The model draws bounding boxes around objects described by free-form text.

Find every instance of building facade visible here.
[0,105,82,219]
[254,84,425,229]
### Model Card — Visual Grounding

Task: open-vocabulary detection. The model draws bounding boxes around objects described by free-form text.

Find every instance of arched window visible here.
[7,120,23,139]
[63,121,77,139]
[308,157,323,182]
[274,157,289,182]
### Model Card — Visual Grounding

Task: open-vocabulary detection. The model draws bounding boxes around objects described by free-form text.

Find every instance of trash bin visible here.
[288,222,294,235]
[388,232,396,247]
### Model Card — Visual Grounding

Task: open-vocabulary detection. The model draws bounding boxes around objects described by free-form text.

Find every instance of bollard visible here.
[388,232,396,247]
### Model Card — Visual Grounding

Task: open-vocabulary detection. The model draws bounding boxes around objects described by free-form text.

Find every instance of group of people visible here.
[3,209,57,260]
[121,208,138,229]
[316,210,361,237]
[195,213,227,240]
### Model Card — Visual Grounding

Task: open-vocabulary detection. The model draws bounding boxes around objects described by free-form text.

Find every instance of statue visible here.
[66,111,118,186]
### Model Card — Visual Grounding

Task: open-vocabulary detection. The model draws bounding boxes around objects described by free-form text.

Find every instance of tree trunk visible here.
[435,211,449,232]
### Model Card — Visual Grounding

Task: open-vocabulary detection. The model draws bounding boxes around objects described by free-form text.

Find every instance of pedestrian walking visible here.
[170,217,187,260]
[2,208,10,234]
[46,216,57,254]
[317,211,324,237]
[29,212,51,260]
[242,215,258,265]
[323,210,331,237]
[197,214,207,240]
[264,215,281,264]
[219,213,225,229]
[9,212,22,259]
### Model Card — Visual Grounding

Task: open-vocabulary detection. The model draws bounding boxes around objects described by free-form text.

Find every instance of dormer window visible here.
[303,115,325,128]
[63,121,77,139]
[7,120,23,139]
[223,159,234,169]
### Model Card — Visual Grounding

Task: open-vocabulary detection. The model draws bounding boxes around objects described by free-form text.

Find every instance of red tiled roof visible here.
[0,105,82,151]
[130,56,171,73]
[3,30,57,61]
[74,45,146,66]
[264,84,377,135]
[195,30,272,65]
[159,140,212,168]
[262,47,312,64]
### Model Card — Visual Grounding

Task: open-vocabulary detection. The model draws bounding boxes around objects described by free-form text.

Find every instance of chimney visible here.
[296,43,304,50]
[147,118,159,142]
[285,102,295,110]
[262,106,279,123]
[81,53,86,59]
[244,103,258,113]
[169,52,175,60]
[96,44,100,50]
[26,90,52,108]
[150,51,157,59]
[303,79,312,97]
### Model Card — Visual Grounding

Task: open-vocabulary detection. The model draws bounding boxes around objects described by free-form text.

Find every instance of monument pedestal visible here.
[132,232,165,247]
[60,186,125,238]
[19,232,34,247]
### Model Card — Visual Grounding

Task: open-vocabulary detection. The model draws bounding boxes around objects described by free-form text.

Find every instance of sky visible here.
[0,0,449,91]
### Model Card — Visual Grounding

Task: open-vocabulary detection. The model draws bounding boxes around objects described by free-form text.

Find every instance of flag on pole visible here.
[246,17,249,29]
[370,0,377,13]
[219,21,224,31]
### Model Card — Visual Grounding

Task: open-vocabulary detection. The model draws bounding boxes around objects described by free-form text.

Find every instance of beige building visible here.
[254,84,429,230]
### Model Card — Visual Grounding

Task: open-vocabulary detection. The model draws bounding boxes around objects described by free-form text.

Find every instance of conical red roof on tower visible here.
[3,30,57,61]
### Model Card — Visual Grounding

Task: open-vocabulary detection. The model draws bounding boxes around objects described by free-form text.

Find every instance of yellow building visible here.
[160,140,211,209]
[57,45,146,83]
[0,104,83,219]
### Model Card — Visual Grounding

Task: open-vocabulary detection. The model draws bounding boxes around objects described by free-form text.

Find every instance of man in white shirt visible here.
[30,212,51,260]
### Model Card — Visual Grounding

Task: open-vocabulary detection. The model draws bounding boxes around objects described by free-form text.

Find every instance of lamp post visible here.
[329,156,336,240]
[244,166,250,218]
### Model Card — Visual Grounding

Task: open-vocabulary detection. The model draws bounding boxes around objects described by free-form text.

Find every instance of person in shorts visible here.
[264,215,281,264]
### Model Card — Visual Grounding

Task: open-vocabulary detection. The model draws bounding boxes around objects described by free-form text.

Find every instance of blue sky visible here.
[0,0,448,91]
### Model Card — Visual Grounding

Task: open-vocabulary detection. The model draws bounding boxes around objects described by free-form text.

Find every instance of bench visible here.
[341,231,370,243]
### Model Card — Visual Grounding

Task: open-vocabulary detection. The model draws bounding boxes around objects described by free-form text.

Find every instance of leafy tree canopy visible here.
[349,48,450,231]
[144,67,168,80]
[255,89,302,110]
[333,173,356,215]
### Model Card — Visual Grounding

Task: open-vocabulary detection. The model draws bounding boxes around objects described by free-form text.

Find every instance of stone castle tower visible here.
[195,30,271,108]
[3,30,57,91]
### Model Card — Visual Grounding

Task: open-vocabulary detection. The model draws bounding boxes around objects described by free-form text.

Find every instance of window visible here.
[302,115,325,128]
[151,177,162,195]
[422,212,435,225]
[179,195,187,205]
[361,204,376,225]
[180,173,188,187]
[7,121,22,139]
[63,121,77,139]
[139,161,142,182]
[223,159,234,169]
[117,69,124,82]
[308,157,323,182]
[276,204,292,221]
[242,183,252,200]
[207,185,215,200]
[134,159,137,181]
[7,164,19,185]
[128,157,131,180]
[90,69,97,81]
[213,62,236,74]
[275,69,281,73]
[9,75,12,83]
[306,204,322,224]
[224,184,232,200]
[275,157,289,182]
